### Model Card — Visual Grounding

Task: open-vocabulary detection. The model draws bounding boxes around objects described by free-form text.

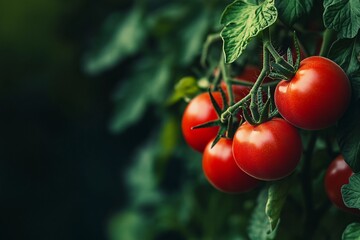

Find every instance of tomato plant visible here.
[181,91,223,152]
[274,56,351,130]
[232,118,302,181]
[324,155,360,214]
[202,137,260,193]
[97,0,360,238]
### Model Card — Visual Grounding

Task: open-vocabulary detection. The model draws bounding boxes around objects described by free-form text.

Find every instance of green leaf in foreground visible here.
[248,189,278,240]
[275,0,313,26]
[328,33,360,76]
[323,0,360,39]
[342,222,360,240]
[220,0,277,63]
[341,173,360,209]
[266,180,291,231]
[337,98,360,173]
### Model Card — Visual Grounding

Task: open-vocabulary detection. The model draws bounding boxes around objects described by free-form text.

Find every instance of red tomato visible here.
[275,56,351,130]
[181,92,223,152]
[324,155,360,214]
[203,137,260,193]
[232,118,302,181]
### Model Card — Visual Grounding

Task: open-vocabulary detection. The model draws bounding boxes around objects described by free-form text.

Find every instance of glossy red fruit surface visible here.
[325,155,360,214]
[203,137,260,193]
[232,118,302,181]
[181,92,223,152]
[275,56,351,130]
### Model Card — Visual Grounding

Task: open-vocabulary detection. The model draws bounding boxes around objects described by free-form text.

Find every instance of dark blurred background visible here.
[0,1,146,239]
[0,0,230,239]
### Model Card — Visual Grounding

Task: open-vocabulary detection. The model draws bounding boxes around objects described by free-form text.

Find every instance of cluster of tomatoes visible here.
[181,56,355,213]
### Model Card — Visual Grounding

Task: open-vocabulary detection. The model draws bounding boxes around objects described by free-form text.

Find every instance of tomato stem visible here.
[319,28,336,57]
[301,131,317,237]
[220,29,271,123]
[220,54,234,105]
[201,33,221,67]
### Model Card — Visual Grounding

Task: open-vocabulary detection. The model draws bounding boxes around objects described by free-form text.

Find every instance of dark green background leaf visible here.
[248,189,278,240]
[276,0,313,26]
[84,8,146,74]
[342,173,360,209]
[328,33,360,76]
[220,0,277,63]
[337,100,360,173]
[342,222,360,240]
[110,57,171,133]
[323,0,360,39]
[265,180,291,231]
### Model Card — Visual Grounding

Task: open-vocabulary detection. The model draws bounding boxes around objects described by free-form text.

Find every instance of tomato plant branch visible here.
[264,41,295,75]
[220,54,234,105]
[201,33,221,67]
[230,79,280,87]
[220,31,271,123]
[301,131,318,238]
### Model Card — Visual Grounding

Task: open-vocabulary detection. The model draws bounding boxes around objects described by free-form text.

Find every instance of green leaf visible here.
[341,173,360,209]
[110,57,171,133]
[265,179,291,231]
[323,0,360,39]
[337,99,360,173]
[275,0,313,26]
[126,137,164,206]
[166,76,200,105]
[248,189,278,240]
[342,223,360,240]
[108,211,148,240]
[328,33,360,76]
[179,11,211,65]
[84,8,146,74]
[220,0,277,63]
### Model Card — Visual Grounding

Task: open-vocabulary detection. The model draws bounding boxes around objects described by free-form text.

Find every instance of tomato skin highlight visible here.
[275,56,351,130]
[181,92,223,153]
[232,118,302,181]
[202,137,260,193]
[324,155,360,214]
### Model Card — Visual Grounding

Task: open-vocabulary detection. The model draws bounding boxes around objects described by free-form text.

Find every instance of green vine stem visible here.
[230,79,280,87]
[201,33,221,67]
[301,131,318,238]
[319,28,337,57]
[264,41,295,74]
[220,54,234,105]
[220,29,271,123]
